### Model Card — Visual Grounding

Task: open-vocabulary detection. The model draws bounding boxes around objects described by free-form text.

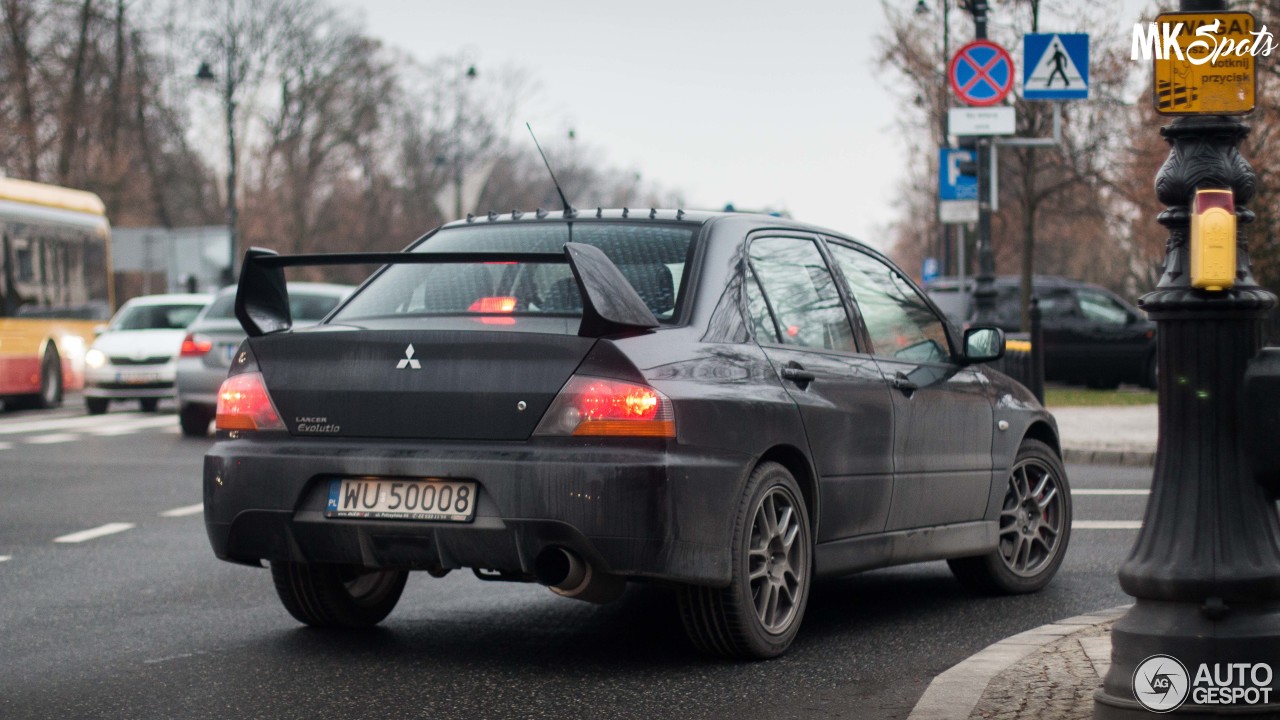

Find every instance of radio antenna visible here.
[526,123,576,218]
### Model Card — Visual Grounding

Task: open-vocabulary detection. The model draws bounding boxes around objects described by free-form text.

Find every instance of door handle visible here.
[891,371,918,395]
[781,365,816,388]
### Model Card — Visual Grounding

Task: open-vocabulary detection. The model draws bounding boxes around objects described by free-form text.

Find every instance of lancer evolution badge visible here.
[396,343,421,369]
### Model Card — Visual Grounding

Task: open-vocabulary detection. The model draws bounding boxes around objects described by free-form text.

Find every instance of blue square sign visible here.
[939,148,978,202]
[1022,33,1088,100]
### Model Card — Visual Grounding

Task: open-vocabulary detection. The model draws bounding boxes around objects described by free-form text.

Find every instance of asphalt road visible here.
[0,398,1149,720]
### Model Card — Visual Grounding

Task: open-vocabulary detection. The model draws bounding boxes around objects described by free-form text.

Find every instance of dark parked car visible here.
[925,276,1157,389]
[205,211,1071,659]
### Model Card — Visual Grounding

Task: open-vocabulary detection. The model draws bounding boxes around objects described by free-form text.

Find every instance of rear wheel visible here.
[36,349,63,409]
[678,462,811,659]
[139,398,159,412]
[270,561,408,628]
[949,439,1071,594]
[179,404,214,437]
[85,397,109,415]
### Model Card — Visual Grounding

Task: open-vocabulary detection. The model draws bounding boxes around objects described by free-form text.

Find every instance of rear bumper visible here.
[204,437,751,587]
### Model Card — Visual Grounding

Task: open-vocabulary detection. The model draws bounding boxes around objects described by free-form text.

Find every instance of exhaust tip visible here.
[534,547,584,589]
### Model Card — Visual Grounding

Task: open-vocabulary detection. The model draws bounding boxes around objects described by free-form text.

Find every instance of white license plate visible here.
[325,478,476,522]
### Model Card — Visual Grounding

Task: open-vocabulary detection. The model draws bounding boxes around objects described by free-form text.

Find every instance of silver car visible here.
[175,282,351,436]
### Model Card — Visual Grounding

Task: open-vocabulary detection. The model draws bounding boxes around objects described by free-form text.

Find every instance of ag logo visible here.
[1134,654,1190,712]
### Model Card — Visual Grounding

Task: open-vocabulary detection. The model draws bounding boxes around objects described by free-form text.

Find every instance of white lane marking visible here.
[1072,489,1150,496]
[54,522,137,543]
[25,433,81,445]
[0,412,147,436]
[1074,520,1143,530]
[160,503,203,518]
[0,442,12,450]
[0,555,11,563]
[87,416,177,436]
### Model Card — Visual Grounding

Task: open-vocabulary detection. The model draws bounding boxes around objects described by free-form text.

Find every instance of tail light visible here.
[534,376,675,438]
[468,296,517,313]
[180,333,213,357]
[215,372,285,431]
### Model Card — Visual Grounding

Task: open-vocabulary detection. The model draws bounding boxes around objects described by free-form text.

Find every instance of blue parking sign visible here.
[939,148,978,201]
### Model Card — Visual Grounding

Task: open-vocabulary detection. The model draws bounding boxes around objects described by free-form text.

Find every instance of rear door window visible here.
[747,236,856,352]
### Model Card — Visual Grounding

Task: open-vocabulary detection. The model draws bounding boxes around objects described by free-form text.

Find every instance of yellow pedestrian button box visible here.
[1190,189,1236,291]
[1148,12,1259,115]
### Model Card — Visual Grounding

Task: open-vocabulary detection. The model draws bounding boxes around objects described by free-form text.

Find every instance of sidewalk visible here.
[909,607,1129,720]
[1049,405,1156,467]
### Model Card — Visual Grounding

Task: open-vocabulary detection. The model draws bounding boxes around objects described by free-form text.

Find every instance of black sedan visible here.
[204,210,1071,659]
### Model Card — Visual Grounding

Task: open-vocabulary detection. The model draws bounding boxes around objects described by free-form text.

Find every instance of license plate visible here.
[325,478,476,522]
[220,344,238,365]
[116,372,160,385]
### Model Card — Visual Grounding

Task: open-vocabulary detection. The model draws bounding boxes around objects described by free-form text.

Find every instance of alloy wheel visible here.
[747,487,807,634]
[998,458,1065,577]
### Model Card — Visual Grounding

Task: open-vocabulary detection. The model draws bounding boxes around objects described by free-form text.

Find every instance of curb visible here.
[1062,447,1155,467]
[906,605,1132,720]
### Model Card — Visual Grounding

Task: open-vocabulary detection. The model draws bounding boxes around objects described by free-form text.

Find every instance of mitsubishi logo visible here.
[396,344,421,369]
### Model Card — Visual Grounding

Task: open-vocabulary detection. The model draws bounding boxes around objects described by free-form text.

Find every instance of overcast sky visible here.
[352,1,1149,253]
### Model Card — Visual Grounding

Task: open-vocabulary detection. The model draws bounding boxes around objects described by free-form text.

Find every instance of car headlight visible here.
[85,349,107,368]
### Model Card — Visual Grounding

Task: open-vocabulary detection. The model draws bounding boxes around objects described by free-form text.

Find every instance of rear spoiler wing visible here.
[235,243,660,339]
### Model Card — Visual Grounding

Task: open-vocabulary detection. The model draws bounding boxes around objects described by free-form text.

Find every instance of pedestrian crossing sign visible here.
[1022,33,1089,100]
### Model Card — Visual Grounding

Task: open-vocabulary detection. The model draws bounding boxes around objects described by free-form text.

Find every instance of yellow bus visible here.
[0,177,113,409]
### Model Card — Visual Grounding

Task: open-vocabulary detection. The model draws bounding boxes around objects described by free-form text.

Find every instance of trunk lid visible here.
[251,329,595,440]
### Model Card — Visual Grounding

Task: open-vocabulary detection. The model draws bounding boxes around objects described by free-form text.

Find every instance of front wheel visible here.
[949,439,1071,594]
[678,461,812,659]
[85,397,109,415]
[270,561,408,628]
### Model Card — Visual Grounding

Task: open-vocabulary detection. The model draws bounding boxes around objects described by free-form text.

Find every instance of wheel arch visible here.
[1022,420,1061,458]
[755,444,819,535]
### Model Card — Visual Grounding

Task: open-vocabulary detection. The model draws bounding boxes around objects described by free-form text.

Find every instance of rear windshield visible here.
[111,303,205,330]
[333,222,697,323]
[204,291,345,322]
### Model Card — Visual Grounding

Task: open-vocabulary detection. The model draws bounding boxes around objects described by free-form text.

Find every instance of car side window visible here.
[1076,289,1130,326]
[747,237,856,352]
[1038,289,1079,319]
[745,267,780,343]
[826,243,950,363]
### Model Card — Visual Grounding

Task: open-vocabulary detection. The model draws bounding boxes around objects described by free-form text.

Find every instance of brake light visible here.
[180,333,213,357]
[215,372,285,431]
[534,376,675,438]
[468,296,517,313]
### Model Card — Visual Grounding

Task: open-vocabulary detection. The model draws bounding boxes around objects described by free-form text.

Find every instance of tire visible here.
[678,462,812,659]
[270,561,408,629]
[949,439,1071,594]
[85,397,109,415]
[35,349,63,409]
[139,398,159,412]
[179,404,214,437]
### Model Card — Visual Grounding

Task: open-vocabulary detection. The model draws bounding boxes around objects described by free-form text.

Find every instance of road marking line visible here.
[1072,489,1150,496]
[54,522,136,543]
[1073,520,1142,530]
[87,416,177,436]
[0,412,147,436]
[0,555,11,563]
[160,503,203,517]
[25,433,81,445]
[0,442,12,450]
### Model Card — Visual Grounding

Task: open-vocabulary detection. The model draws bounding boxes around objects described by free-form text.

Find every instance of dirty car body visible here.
[204,210,1069,659]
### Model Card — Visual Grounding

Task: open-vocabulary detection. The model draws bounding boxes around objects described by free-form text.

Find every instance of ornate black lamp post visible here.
[1093,2,1280,716]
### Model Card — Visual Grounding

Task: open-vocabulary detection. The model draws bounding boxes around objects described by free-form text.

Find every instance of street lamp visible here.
[195,10,238,287]
[452,64,477,220]
[1093,0,1280,716]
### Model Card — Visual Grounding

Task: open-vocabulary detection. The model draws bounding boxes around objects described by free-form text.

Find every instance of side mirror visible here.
[961,326,1005,365]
